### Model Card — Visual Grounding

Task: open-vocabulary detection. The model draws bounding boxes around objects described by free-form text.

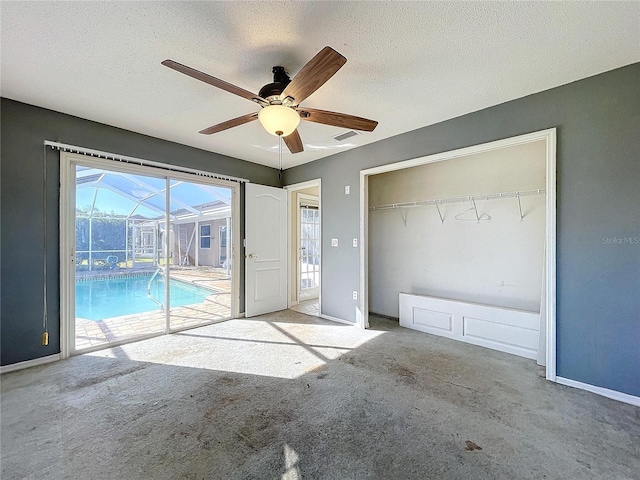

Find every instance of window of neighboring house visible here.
[200,224,211,249]
[219,225,227,265]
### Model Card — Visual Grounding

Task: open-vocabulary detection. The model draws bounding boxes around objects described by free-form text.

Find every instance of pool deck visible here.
[75,266,232,351]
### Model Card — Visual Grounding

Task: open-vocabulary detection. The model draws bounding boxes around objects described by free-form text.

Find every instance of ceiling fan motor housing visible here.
[258,66,291,101]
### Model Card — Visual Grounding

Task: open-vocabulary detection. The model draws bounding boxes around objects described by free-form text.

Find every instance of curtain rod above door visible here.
[44,140,250,184]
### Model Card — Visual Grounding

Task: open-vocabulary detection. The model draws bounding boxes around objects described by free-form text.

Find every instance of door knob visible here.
[247,253,258,259]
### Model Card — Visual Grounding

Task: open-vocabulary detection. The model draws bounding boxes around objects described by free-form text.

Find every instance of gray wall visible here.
[0,98,280,366]
[284,63,640,397]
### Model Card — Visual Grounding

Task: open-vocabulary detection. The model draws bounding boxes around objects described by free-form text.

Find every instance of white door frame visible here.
[60,152,241,358]
[359,128,557,381]
[285,179,322,313]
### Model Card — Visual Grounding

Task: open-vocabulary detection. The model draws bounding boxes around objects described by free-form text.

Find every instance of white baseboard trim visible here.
[1,353,61,374]
[320,314,355,326]
[556,376,640,407]
[237,312,246,318]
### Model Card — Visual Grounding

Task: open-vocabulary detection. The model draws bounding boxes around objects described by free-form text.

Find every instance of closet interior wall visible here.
[368,140,547,318]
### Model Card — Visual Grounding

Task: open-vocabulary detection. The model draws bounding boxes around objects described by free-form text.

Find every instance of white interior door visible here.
[245,183,288,317]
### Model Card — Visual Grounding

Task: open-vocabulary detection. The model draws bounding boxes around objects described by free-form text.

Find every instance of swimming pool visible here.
[76,275,215,320]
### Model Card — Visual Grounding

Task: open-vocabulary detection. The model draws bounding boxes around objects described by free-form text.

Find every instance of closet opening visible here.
[359,129,556,379]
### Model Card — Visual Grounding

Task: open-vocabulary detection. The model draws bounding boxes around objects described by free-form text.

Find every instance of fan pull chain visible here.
[278,134,283,179]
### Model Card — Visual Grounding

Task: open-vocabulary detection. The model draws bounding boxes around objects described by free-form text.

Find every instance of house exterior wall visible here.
[175,222,197,265]
[197,218,228,267]
[284,63,640,397]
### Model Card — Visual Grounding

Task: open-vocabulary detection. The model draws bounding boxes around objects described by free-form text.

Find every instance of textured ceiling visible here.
[1,2,638,170]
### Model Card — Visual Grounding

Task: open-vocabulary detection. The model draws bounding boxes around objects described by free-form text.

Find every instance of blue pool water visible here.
[76,275,214,320]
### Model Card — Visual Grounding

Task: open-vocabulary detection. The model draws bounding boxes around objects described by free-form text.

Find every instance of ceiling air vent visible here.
[332,130,361,142]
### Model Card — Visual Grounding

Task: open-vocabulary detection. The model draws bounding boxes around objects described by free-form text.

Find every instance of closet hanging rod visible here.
[369,188,545,211]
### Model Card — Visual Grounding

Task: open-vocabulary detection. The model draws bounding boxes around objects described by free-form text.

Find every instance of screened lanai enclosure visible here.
[76,167,232,272]
[70,159,236,352]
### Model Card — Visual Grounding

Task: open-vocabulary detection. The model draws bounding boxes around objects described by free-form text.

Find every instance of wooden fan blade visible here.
[298,108,378,132]
[283,129,304,154]
[162,59,267,105]
[198,112,258,135]
[280,47,346,105]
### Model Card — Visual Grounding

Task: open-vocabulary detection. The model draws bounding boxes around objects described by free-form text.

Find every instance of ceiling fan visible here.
[162,46,378,154]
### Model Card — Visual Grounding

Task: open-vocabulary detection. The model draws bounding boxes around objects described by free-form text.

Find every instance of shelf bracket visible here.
[399,208,408,227]
[517,193,524,221]
[435,201,444,224]
[471,198,480,223]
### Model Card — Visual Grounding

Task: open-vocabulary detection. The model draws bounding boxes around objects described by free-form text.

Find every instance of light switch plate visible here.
[345,185,350,195]
[331,238,339,247]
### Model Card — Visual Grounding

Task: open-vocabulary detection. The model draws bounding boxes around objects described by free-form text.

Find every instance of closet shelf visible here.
[369,188,546,211]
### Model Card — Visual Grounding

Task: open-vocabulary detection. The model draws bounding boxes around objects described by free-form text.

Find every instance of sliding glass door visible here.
[65,153,236,353]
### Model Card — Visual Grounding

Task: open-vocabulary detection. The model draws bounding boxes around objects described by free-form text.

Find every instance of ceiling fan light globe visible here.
[258,105,300,137]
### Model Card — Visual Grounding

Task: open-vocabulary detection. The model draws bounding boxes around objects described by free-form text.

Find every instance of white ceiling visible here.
[2,2,638,170]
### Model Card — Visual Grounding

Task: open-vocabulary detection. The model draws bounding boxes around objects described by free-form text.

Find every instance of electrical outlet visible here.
[345,185,350,195]
[352,290,358,300]
[331,238,339,247]
[352,238,358,247]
